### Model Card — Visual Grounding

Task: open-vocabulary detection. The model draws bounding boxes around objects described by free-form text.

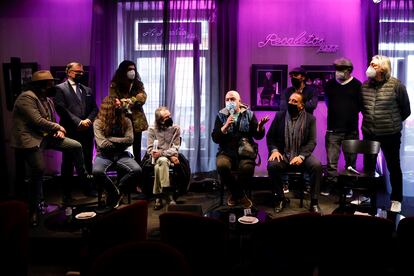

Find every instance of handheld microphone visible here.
[229,108,234,115]
[152,139,159,164]
[347,166,360,175]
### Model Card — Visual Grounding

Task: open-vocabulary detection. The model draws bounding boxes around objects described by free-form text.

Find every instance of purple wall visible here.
[0,0,93,177]
[0,0,367,183]
[237,0,366,174]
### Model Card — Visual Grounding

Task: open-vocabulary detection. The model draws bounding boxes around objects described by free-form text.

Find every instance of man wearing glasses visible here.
[54,62,98,203]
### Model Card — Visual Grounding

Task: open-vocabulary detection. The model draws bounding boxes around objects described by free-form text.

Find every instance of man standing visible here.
[322,58,362,196]
[11,70,89,226]
[212,90,269,209]
[267,92,322,213]
[54,62,98,202]
[280,67,319,114]
[361,55,411,213]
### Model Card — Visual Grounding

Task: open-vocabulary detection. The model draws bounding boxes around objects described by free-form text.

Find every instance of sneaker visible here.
[227,195,236,207]
[390,200,401,213]
[320,187,330,196]
[239,195,253,209]
[350,195,370,205]
[345,189,353,198]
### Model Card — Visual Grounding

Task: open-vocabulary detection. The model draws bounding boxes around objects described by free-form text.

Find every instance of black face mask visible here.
[163,117,173,128]
[73,74,83,84]
[288,103,300,117]
[46,87,57,97]
[291,77,302,89]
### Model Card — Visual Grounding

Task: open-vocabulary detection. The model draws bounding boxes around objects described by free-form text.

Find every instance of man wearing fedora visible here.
[11,70,90,226]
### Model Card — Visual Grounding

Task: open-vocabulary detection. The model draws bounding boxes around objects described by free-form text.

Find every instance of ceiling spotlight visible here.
[373,0,382,3]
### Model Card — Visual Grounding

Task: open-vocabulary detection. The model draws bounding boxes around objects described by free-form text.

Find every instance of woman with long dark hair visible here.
[109,60,148,163]
[93,96,142,208]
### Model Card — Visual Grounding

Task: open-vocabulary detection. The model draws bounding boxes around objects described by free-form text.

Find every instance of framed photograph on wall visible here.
[251,64,288,111]
[2,62,38,111]
[301,65,335,100]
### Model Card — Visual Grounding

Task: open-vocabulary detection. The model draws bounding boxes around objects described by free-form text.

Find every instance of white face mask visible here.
[365,66,377,79]
[127,70,136,80]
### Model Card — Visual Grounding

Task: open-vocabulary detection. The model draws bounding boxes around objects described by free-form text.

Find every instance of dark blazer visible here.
[11,90,61,149]
[54,80,98,134]
[266,110,317,159]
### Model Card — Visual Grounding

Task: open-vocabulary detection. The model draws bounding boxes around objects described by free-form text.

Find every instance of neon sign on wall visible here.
[258,31,338,53]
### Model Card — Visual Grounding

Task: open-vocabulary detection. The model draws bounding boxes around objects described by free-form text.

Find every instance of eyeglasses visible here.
[70,70,84,74]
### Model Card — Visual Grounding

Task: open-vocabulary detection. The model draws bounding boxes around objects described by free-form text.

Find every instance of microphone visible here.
[152,139,158,164]
[229,108,234,115]
[347,166,360,175]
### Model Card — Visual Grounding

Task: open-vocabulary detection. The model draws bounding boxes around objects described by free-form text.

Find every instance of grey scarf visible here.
[284,110,307,162]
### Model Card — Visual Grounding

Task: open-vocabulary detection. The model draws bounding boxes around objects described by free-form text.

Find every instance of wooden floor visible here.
[27,175,414,276]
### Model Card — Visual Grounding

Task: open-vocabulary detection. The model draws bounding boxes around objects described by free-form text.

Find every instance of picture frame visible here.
[2,62,38,111]
[251,64,288,111]
[301,65,335,100]
[50,66,90,86]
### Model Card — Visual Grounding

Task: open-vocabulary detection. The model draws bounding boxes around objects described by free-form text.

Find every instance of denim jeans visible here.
[325,130,358,186]
[93,152,142,194]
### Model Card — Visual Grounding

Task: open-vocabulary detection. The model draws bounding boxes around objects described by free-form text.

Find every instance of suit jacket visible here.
[11,90,61,149]
[266,110,317,159]
[54,80,98,134]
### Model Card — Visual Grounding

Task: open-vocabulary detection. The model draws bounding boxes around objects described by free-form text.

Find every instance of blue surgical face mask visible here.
[226,101,236,113]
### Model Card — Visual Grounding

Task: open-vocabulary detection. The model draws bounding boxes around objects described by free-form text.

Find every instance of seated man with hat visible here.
[11,70,91,226]
[280,67,319,114]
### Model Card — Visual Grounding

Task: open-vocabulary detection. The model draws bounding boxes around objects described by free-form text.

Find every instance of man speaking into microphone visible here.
[212,90,269,208]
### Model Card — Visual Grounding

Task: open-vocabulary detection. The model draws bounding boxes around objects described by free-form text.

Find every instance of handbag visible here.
[238,138,258,159]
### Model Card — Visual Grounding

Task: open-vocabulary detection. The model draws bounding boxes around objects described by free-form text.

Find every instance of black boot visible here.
[82,174,98,197]
[310,199,321,213]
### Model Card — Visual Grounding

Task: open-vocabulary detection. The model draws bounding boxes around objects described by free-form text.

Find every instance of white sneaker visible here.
[390,200,401,213]
[350,195,370,205]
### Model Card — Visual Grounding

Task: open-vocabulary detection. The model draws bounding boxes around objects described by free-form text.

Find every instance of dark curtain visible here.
[361,0,379,66]
[217,0,238,101]
[89,0,118,105]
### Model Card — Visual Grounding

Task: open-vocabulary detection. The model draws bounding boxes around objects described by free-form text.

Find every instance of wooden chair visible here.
[246,212,322,276]
[318,214,395,276]
[0,200,29,276]
[159,211,229,276]
[395,216,414,275]
[88,241,191,276]
[80,200,148,274]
